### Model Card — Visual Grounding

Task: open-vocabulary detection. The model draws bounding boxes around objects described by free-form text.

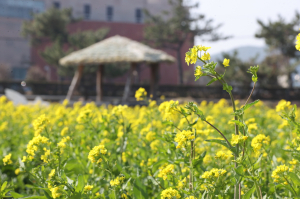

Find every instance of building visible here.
[0,0,44,80]
[0,0,194,85]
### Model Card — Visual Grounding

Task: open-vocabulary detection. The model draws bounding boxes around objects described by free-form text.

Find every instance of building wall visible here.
[42,0,170,23]
[0,17,31,80]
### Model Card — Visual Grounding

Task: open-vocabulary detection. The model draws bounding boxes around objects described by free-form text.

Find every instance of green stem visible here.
[283,176,297,196]
[204,120,233,148]
[254,181,263,199]
[244,82,256,106]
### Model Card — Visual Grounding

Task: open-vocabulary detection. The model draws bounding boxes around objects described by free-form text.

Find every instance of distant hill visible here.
[210,46,267,63]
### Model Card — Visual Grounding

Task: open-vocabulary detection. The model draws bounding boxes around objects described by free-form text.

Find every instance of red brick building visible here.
[31,21,194,85]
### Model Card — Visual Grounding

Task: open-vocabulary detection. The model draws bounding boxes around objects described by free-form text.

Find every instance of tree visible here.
[144,0,229,85]
[216,51,257,87]
[21,8,111,77]
[255,12,300,87]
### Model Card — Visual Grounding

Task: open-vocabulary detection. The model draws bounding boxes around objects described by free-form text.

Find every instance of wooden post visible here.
[66,64,84,101]
[96,65,104,103]
[122,63,137,103]
[150,63,159,100]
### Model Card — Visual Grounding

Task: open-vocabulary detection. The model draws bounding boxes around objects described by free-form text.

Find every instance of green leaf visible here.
[206,139,236,154]
[253,154,263,170]
[133,178,148,199]
[10,192,24,198]
[75,175,84,193]
[289,172,300,186]
[243,185,256,199]
[235,166,244,177]
[1,181,7,192]
[241,100,260,111]
[206,77,218,86]
[231,120,244,127]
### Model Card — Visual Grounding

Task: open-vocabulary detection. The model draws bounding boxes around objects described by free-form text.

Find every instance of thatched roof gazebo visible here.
[59,35,175,103]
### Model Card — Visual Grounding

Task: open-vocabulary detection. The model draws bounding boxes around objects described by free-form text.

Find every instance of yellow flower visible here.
[158,164,175,180]
[135,87,147,101]
[110,176,125,186]
[194,66,203,76]
[174,130,195,149]
[50,186,62,198]
[251,134,270,155]
[3,153,12,165]
[177,177,187,189]
[201,52,210,61]
[161,187,181,199]
[88,144,107,164]
[15,168,20,175]
[49,169,55,179]
[231,134,248,145]
[201,168,227,179]
[296,33,300,51]
[84,185,94,191]
[223,58,230,67]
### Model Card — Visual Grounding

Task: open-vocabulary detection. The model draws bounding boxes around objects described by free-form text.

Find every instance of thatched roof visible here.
[59,35,175,66]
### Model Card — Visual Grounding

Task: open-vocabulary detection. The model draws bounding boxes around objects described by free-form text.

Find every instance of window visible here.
[53,1,60,9]
[106,6,113,21]
[12,67,27,80]
[136,8,142,23]
[84,4,91,19]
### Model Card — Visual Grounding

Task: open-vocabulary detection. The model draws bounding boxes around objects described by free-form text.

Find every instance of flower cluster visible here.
[271,164,292,184]
[161,187,181,199]
[158,164,175,180]
[231,134,248,145]
[84,185,94,192]
[25,134,51,161]
[32,114,49,136]
[158,100,179,120]
[177,177,187,189]
[3,153,12,165]
[276,100,291,112]
[185,45,211,66]
[135,87,147,101]
[296,33,300,51]
[88,144,108,164]
[110,176,125,186]
[174,130,195,149]
[251,134,270,155]
[214,151,232,160]
[201,168,227,179]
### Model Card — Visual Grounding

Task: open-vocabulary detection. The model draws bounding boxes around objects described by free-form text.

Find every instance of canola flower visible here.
[84,185,94,192]
[32,114,49,136]
[135,87,147,101]
[88,144,108,164]
[271,164,292,184]
[50,186,62,198]
[194,66,203,77]
[3,153,12,165]
[174,130,195,149]
[158,164,175,180]
[223,58,230,67]
[201,168,227,179]
[110,176,125,186]
[251,134,270,155]
[296,33,300,51]
[161,187,181,199]
[231,134,248,146]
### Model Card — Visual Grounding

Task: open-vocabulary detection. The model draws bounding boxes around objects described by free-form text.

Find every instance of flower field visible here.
[1,33,300,199]
[0,96,300,199]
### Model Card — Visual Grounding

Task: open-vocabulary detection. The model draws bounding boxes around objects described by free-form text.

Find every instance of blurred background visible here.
[0,0,299,103]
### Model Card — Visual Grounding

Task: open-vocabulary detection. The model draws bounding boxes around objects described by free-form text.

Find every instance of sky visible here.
[191,0,300,55]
